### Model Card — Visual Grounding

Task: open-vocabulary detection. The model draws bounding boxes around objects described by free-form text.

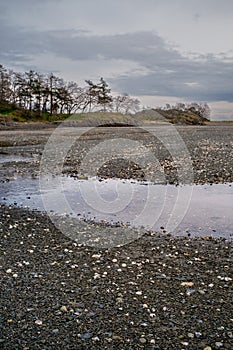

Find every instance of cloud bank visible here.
[0,0,233,119]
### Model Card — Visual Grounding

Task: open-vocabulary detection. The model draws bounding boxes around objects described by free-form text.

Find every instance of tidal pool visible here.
[1,175,232,239]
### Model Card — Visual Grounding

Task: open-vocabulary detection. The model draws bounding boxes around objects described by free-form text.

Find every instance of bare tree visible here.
[0,64,143,119]
[0,65,11,103]
[110,94,140,114]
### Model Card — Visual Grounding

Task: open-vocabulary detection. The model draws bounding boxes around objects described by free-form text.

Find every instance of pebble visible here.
[35,320,43,325]
[181,282,194,287]
[139,337,147,344]
[195,332,202,338]
[60,305,68,312]
[116,297,123,303]
[188,333,194,338]
[112,335,122,341]
[198,290,206,295]
[80,333,93,339]
[1,191,232,350]
[92,254,101,258]
[217,276,232,281]
[136,291,142,295]
[92,336,100,341]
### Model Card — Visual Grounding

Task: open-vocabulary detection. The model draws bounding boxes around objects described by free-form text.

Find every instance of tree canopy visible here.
[0,64,140,116]
[0,64,211,121]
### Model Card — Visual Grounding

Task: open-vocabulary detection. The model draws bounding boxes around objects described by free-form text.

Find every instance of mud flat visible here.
[0,124,233,349]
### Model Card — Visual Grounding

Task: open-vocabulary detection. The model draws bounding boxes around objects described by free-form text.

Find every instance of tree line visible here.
[0,64,141,116]
[161,102,211,119]
[0,64,211,119]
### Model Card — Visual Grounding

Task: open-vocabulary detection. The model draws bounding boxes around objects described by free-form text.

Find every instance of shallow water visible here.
[1,175,232,239]
[0,154,36,164]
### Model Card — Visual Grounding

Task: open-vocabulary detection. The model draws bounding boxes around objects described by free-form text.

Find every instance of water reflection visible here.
[1,175,232,239]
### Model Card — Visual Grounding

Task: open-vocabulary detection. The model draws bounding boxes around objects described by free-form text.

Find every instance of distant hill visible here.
[135,108,209,125]
[0,108,209,129]
[55,109,208,127]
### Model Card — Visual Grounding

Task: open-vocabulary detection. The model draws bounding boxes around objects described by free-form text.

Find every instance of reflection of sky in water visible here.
[1,175,232,239]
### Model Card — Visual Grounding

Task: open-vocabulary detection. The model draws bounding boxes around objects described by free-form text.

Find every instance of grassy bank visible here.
[0,103,232,127]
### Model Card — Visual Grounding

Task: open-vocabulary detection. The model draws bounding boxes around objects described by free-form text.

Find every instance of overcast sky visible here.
[1,0,233,119]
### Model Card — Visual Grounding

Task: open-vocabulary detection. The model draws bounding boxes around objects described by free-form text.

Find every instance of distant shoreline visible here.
[0,120,233,131]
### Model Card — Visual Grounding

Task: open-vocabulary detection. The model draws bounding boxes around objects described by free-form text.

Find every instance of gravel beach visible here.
[0,123,233,349]
[1,205,232,350]
[0,124,233,184]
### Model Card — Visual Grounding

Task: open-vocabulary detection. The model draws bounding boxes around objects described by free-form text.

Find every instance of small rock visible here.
[92,336,100,341]
[60,305,68,312]
[35,319,43,325]
[181,282,194,287]
[116,297,123,303]
[112,335,122,341]
[198,290,206,295]
[188,333,194,338]
[92,337,100,341]
[80,333,93,339]
[92,254,101,258]
[195,332,202,338]
[136,291,142,295]
[139,337,147,344]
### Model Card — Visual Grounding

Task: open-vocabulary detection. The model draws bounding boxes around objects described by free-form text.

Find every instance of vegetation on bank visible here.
[0,63,211,125]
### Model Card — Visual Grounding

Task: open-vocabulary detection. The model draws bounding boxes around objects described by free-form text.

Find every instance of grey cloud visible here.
[45,31,170,62]
[0,21,44,59]
[0,22,173,65]
[0,21,232,102]
[43,29,233,102]
[111,55,233,102]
